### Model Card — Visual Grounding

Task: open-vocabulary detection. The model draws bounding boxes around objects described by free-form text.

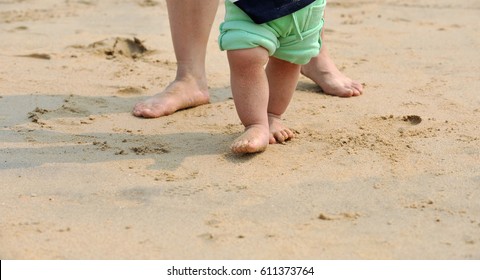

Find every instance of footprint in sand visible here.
[69,37,150,59]
[402,115,422,125]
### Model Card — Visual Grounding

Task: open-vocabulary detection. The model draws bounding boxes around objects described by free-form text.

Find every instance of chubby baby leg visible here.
[266,57,301,143]
[227,48,271,154]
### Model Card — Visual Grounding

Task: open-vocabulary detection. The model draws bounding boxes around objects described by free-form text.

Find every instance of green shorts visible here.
[219,0,326,65]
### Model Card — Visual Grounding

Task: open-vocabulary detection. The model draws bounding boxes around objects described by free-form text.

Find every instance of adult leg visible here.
[301,19,363,97]
[132,0,218,118]
[227,48,270,154]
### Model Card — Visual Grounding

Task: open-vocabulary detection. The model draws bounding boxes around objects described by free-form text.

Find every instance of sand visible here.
[0,0,479,259]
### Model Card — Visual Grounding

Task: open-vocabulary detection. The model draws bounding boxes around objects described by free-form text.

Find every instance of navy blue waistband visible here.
[233,0,316,24]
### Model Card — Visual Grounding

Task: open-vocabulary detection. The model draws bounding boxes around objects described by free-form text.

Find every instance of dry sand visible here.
[0,0,479,259]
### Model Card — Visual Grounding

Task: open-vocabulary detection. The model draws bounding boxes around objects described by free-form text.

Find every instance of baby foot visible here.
[268,114,294,144]
[231,124,269,154]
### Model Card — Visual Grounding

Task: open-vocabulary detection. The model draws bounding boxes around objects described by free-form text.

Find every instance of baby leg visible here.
[266,57,301,143]
[227,47,271,154]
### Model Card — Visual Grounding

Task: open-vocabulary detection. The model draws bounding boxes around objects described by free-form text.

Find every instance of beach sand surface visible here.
[0,0,479,259]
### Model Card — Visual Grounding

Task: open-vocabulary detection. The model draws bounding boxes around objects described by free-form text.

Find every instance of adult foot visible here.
[231,124,269,154]
[268,114,294,144]
[132,77,210,118]
[301,49,363,97]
